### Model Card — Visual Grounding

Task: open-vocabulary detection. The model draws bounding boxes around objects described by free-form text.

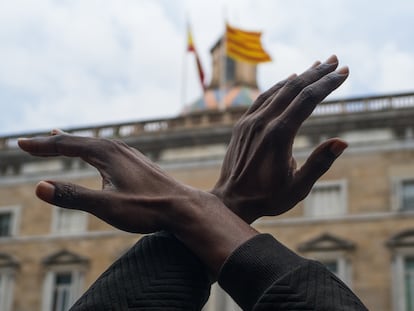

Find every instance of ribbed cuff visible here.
[218,233,306,310]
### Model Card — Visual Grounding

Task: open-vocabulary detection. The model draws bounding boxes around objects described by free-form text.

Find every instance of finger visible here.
[244,75,292,116]
[260,55,339,118]
[18,134,111,166]
[279,66,349,133]
[291,138,348,200]
[51,128,68,135]
[36,180,112,216]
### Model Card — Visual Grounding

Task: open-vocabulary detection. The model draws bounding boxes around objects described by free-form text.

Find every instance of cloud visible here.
[0,0,413,135]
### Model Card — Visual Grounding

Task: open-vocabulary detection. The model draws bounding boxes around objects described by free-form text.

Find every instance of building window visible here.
[52,272,76,311]
[42,250,88,311]
[43,270,84,311]
[297,233,354,287]
[52,207,87,234]
[305,180,347,218]
[391,254,414,311]
[0,270,14,311]
[320,258,350,284]
[387,230,414,310]
[0,213,12,237]
[0,254,19,311]
[401,180,414,211]
[0,206,20,238]
[323,260,339,274]
[405,257,414,310]
[225,57,236,82]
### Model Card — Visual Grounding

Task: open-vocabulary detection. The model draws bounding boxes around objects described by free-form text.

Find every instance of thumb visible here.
[292,138,347,200]
[36,181,108,214]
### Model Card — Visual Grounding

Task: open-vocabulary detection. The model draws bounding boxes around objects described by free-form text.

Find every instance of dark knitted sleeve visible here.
[70,231,211,311]
[218,234,368,311]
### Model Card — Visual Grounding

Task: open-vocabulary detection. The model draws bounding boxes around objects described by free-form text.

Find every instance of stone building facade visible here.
[1,92,414,310]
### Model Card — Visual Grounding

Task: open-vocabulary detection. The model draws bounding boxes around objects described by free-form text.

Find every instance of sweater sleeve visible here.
[70,231,211,311]
[218,234,368,311]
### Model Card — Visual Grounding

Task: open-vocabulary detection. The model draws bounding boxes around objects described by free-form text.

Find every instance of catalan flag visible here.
[225,23,271,64]
[187,26,206,91]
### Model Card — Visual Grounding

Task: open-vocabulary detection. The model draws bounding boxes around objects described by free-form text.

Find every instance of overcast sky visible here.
[0,0,413,136]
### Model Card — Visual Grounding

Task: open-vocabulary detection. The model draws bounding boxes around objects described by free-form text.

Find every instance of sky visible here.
[0,0,413,136]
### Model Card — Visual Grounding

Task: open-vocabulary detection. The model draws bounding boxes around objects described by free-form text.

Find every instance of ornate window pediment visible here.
[297,233,355,287]
[298,233,355,252]
[386,229,414,248]
[42,250,89,266]
[0,253,19,269]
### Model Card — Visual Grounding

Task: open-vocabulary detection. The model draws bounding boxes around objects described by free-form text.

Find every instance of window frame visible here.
[0,267,15,311]
[304,179,348,218]
[391,249,414,311]
[393,177,414,212]
[308,251,352,287]
[41,266,85,311]
[0,205,21,238]
[51,206,88,235]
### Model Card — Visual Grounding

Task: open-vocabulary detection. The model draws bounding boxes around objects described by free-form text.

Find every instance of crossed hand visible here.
[18,55,349,233]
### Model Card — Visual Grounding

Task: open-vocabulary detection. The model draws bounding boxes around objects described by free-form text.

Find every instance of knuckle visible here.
[266,118,290,140]
[250,115,266,133]
[285,76,305,91]
[113,139,128,148]
[104,138,125,152]
[234,115,253,132]
[322,73,337,86]
[298,86,317,103]
[55,183,78,205]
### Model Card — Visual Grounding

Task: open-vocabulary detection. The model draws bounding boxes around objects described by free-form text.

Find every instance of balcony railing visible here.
[1,92,414,151]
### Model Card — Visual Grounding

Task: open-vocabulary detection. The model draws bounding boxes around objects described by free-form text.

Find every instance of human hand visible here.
[211,55,349,223]
[18,130,208,234]
[18,130,258,275]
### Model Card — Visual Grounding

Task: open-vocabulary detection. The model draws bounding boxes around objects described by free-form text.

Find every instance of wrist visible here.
[170,189,259,276]
[209,187,259,224]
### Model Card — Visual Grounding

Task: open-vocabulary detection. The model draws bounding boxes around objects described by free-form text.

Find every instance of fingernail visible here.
[311,61,321,68]
[36,181,56,202]
[288,73,297,80]
[17,138,29,148]
[325,55,338,64]
[330,140,348,157]
[336,66,349,75]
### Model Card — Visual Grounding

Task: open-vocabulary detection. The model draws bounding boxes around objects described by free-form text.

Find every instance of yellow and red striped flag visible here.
[187,26,206,91]
[225,23,271,64]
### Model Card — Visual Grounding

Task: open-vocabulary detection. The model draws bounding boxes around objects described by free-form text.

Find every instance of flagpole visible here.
[180,46,188,113]
[180,23,189,113]
[219,22,227,111]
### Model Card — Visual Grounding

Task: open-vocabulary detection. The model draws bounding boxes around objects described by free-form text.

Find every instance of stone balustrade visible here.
[1,92,414,151]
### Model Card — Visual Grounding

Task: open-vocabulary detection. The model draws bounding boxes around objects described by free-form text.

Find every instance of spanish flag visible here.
[225,23,271,64]
[187,26,206,91]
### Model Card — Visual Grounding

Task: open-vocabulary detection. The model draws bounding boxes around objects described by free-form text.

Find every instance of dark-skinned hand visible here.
[18,55,349,231]
[18,130,212,234]
[211,55,349,223]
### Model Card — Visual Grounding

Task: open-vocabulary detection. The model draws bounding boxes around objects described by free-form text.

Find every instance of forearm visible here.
[70,232,211,310]
[167,193,367,310]
[218,234,368,311]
